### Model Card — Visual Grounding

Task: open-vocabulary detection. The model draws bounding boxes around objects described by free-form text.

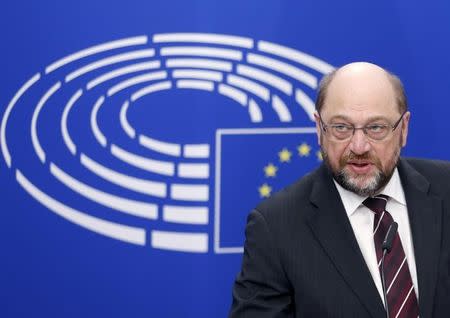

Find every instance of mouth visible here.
[346,161,374,174]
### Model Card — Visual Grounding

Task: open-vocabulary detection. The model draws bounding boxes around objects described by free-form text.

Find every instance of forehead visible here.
[321,68,399,120]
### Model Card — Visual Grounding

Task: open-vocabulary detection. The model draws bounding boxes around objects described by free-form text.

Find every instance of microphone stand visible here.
[380,222,398,318]
[381,249,390,318]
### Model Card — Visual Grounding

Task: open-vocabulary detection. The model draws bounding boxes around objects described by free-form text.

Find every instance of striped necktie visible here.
[362,195,419,318]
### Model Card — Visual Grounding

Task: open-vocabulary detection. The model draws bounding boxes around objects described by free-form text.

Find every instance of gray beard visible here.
[322,150,398,197]
[334,167,388,196]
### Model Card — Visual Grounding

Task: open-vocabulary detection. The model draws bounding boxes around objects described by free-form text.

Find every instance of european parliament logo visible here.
[1,33,333,254]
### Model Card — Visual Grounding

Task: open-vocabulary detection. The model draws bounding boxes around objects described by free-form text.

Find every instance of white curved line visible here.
[227,74,270,102]
[178,163,209,179]
[16,169,146,245]
[272,95,292,122]
[107,71,167,97]
[138,135,181,156]
[1,73,40,168]
[176,80,214,91]
[90,95,107,147]
[153,33,253,48]
[110,144,175,176]
[80,153,167,197]
[163,205,208,225]
[160,46,242,61]
[166,58,232,72]
[172,69,223,81]
[170,184,209,201]
[248,99,263,123]
[45,36,148,74]
[120,100,135,139]
[31,81,61,163]
[87,60,160,90]
[130,81,172,102]
[247,53,317,89]
[61,89,82,155]
[295,89,315,121]
[258,41,335,74]
[218,84,247,106]
[65,49,155,82]
[237,64,293,95]
[184,144,210,158]
[50,163,158,220]
[151,230,208,253]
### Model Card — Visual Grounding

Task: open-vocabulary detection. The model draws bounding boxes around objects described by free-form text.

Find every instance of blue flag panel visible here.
[216,128,319,252]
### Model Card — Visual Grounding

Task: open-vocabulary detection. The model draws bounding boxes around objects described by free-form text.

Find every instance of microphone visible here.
[380,222,398,318]
[382,222,398,253]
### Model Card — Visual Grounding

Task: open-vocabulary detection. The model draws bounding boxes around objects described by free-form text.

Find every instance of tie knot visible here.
[362,195,388,214]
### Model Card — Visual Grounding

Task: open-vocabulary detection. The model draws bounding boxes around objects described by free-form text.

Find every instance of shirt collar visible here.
[334,167,406,218]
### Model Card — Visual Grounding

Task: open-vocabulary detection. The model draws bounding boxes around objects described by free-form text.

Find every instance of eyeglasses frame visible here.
[318,110,407,142]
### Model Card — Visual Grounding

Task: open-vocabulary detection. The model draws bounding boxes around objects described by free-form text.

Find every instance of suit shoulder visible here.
[404,157,450,177]
[403,157,450,193]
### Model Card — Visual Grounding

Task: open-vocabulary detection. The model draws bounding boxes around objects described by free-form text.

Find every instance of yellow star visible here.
[278,148,292,163]
[264,163,278,177]
[297,143,311,157]
[258,183,272,198]
[316,150,323,161]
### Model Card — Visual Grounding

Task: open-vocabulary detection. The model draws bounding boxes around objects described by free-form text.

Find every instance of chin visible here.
[335,169,382,197]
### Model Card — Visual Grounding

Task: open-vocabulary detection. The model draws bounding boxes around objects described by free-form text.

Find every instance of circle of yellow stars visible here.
[258,142,322,198]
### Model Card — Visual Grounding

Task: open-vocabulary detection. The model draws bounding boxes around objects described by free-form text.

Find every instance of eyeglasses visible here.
[319,111,406,142]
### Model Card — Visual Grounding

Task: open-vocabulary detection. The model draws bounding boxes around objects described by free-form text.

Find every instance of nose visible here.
[348,129,371,154]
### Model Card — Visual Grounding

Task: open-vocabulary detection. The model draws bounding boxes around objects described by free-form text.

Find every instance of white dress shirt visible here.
[333,168,419,304]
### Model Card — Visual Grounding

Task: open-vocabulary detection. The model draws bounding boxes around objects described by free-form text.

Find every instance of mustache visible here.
[344,152,373,161]
[339,151,383,170]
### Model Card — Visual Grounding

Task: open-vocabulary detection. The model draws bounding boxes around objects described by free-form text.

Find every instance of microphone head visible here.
[382,222,398,253]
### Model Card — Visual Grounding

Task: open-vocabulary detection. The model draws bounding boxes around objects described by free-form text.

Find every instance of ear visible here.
[400,111,410,147]
[314,111,323,146]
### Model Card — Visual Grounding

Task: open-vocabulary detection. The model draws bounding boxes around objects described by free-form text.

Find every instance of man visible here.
[229,62,450,317]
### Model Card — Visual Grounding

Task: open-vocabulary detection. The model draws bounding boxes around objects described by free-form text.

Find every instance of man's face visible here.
[314,64,410,196]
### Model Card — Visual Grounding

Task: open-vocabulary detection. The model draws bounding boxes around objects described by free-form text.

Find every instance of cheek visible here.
[372,142,400,168]
[324,142,348,165]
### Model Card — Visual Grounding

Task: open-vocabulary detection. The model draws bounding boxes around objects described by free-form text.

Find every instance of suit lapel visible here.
[398,159,443,318]
[306,165,385,318]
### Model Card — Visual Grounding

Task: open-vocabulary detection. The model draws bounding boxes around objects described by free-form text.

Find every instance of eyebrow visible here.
[328,114,391,124]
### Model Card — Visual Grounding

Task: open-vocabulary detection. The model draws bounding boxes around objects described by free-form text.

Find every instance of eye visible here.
[367,124,387,133]
[332,124,352,132]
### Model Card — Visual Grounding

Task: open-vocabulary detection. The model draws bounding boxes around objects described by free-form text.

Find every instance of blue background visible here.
[1,1,450,317]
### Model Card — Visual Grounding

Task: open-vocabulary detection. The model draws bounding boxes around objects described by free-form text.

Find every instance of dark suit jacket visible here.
[229,158,450,317]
